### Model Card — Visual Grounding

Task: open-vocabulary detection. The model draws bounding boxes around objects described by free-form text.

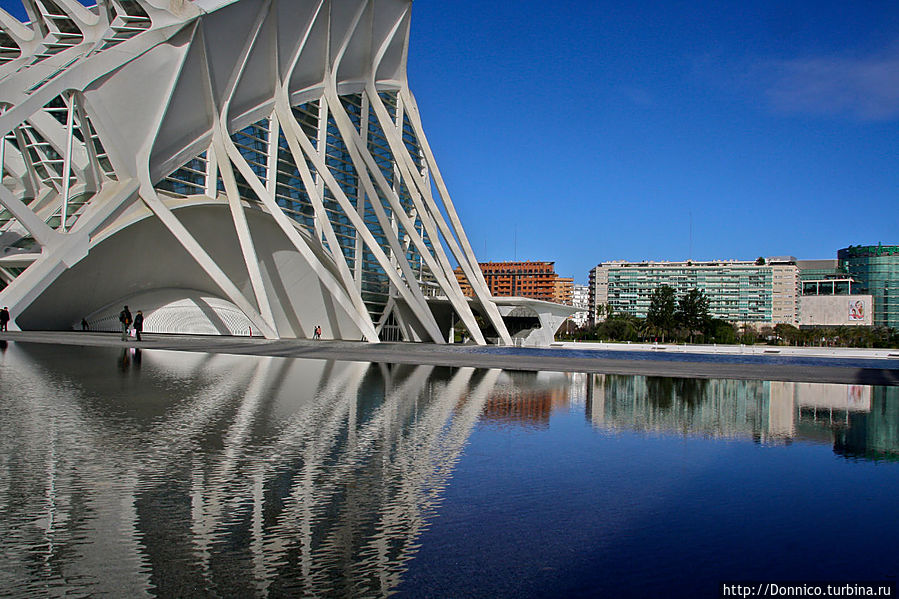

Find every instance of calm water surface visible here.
[0,341,896,598]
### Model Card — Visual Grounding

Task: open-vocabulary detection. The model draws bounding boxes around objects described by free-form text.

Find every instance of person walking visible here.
[81,318,88,331]
[133,310,144,342]
[0,307,9,332]
[119,305,132,341]
[313,325,321,340]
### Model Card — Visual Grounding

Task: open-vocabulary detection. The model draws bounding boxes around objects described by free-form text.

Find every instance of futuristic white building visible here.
[0,0,573,344]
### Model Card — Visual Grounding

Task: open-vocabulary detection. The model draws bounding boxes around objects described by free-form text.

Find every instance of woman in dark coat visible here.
[133,311,144,341]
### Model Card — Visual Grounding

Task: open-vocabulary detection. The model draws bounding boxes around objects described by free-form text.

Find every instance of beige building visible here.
[553,277,574,305]
[799,295,873,327]
[771,261,800,326]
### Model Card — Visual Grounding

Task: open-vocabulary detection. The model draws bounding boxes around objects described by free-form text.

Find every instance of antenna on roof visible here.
[514,224,517,261]
[689,210,693,260]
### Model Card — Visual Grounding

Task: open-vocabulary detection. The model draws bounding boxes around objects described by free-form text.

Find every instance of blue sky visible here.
[407,0,899,282]
[3,1,897,283]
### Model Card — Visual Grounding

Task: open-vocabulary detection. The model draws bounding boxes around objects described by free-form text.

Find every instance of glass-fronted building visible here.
[838,245,899,328]
[796,259,862,297]
[156,92,437,329]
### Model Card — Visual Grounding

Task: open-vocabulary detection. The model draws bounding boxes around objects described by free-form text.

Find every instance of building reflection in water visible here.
[480,371,572,428]
[0,342,896,597]
[0,343,500,597]
[585,374,898,459]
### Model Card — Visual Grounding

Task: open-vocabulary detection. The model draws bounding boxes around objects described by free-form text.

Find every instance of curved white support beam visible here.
[324,84,482,343]
[359,87,491,342]
[211,140,276,331]
[364,5,511,344]
[207,0,276,332]
[137,176,278,339]
[0,0,511,344]
[274,89,447,342]
[0,183,57,246]
[400,87,514,344]
[222,106,380,342]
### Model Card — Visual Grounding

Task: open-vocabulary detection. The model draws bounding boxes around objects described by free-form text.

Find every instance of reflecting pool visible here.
[0,342,896,597]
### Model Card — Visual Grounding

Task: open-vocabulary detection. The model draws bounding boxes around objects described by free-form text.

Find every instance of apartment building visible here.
[588,258,799,326]
[455,261,570,304]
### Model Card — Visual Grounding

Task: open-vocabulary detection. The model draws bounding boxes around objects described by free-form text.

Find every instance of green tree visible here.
[595,302,613,321]
[774,323,801,346]
[647,285,677,342]
[739,323,758,345]
[596,312,642,342]
[706,318,737,344]
[676,288,710,342]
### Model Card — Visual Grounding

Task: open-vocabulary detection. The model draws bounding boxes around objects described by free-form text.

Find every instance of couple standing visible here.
[119,306,144,341]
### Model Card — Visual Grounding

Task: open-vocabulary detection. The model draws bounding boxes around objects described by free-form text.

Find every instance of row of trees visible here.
[770,323,899,348]
[562,285,899,348]
[580,286,736,344]
[645,285,708,343]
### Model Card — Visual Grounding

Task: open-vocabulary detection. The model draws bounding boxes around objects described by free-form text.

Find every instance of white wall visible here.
[799,295,873,326]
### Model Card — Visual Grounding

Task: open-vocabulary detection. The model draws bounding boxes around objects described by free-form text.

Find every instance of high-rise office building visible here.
[838,245,899,328]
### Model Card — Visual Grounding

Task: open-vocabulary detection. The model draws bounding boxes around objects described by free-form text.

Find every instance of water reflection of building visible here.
[585,374,897,459]
[0,342,502,597]
[587,375,770,440]
[833,389,899,461]
[2,341,897,596]
[480,371,571,428]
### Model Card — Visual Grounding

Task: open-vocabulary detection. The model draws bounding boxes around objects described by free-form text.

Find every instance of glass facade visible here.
[838,245,899,328]
[156,90,437,328]
[801,279,856,296]
[797,259,860,297]
[797,259,844,284]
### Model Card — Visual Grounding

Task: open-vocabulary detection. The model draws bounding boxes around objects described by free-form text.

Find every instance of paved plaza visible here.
[1,331,897,386]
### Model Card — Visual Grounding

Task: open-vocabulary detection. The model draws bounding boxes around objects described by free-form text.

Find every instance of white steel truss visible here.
[0,0,512,344]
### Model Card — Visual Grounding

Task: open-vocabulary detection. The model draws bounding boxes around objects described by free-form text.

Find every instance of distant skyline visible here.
[4,1,897,284]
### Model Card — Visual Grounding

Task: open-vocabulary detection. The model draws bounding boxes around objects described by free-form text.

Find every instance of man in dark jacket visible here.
[0,307,9,332]
[119,306,132,341]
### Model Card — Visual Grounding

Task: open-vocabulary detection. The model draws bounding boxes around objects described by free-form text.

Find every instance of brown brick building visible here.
[455,261,572,304]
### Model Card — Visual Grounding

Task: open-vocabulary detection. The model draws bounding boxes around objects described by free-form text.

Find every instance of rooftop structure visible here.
[797,259,860,296]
